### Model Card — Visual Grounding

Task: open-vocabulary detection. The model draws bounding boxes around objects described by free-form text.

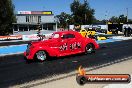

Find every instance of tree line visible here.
[56,0,132,29]
[0,0,132,35]
[56,0,95,29]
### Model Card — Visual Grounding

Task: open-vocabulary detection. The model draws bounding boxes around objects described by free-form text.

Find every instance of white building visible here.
[13,11,57,34]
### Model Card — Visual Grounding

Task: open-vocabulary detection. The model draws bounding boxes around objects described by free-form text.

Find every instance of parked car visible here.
[24,31,99,62]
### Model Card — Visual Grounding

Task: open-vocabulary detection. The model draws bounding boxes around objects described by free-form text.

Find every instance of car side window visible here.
[68,34,75,38]
[62,34,68,39]
[62,34,75,39]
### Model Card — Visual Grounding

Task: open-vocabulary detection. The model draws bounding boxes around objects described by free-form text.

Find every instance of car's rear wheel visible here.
[85,44,95,54]
[35,50,47,62]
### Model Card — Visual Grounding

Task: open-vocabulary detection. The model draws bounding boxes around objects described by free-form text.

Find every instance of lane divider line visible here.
[0,52,23,57]
[0,44,28,48]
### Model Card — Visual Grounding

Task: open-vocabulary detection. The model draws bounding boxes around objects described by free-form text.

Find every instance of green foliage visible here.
[109,16,119,23]
[0,0,16,35]
[70,0,95,25]
[128,19,132,24]
[56,0,95,27]
[96,15,129,24]
[109,15,127,23]
[56,12,72,28]
[56,0,132,27]
[119,15,127,23]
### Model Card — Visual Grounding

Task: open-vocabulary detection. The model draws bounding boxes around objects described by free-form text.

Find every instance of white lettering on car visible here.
[70,42,81,50]
[60,43,68,51]
[60,42,81,51]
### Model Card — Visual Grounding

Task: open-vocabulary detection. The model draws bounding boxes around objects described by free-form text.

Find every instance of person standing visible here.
[124,26,127,37]
[128,26,132,37]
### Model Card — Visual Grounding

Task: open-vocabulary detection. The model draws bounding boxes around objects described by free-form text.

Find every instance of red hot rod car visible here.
[24,31,99,61]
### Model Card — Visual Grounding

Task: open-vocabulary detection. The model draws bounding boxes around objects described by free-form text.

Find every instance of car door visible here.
[58,34,69,56]
[59,33,82,56]
[67,33,82,54]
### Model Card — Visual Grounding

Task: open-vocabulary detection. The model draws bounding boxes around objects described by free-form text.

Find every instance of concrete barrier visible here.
[22,33,53,41]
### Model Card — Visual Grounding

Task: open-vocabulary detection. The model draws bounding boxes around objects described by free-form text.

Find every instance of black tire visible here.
[85,44,95,54]
[76,75,87,85]
[35,50,47,62]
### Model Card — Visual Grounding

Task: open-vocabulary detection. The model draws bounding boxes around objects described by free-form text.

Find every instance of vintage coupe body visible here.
[24,31,99,61]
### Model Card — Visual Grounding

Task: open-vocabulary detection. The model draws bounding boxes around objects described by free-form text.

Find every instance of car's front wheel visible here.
[85,44,95,54]
[35,50,47,62]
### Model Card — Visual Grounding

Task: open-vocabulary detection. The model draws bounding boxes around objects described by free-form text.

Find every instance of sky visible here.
[12,0,132,20]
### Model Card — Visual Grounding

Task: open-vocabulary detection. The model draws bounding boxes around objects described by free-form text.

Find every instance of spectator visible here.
[128,26,132,37]
[124,26,127,37]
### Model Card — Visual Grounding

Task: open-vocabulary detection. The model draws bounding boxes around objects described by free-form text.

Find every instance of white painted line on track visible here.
[0,52,23,57]
[0,40,30,43]
[0,44,27,48]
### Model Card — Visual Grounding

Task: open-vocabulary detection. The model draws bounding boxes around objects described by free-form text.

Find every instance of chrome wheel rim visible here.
[86,45,93,53]
[36,51,46,61]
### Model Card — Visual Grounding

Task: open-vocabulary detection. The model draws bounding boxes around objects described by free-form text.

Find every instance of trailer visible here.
[108,22,123,34]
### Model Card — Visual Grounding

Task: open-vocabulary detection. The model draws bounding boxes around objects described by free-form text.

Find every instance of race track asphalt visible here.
[0,40,132,87]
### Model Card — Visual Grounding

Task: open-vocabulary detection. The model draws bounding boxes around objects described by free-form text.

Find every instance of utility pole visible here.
[105,11,108,30]
[37,22,41,40]
[84,0,87,25]
[126,8,128,23]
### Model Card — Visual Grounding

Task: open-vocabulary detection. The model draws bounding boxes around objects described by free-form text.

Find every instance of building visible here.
[13,11,57,34]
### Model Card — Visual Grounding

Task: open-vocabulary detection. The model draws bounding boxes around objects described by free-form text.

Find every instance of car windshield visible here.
[51,33,60,39]
[81,30,86,32]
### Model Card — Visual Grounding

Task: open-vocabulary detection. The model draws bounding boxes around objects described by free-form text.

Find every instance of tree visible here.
[70,0,95,25]
[119,15,127,23]
[109,16,119,23]
[0,0,16,35]
[93,19,107,24]
[128,19,132,24]
[109,15,127,24]
[56,12,72,29]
